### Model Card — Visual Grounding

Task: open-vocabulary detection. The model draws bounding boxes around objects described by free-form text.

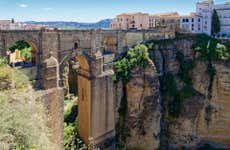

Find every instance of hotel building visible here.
[180,0,230,36]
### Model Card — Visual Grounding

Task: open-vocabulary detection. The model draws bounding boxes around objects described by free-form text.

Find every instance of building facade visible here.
[111,12,149,30]
[0,19,46,30]
[111,12,180,31]
[180,1,230,36]
[150,12,180,31]
[214,2,230,36]
[180,13,204,34]
[111,1,230,37]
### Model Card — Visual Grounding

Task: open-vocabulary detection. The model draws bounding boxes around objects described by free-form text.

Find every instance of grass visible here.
[0,64,52,150]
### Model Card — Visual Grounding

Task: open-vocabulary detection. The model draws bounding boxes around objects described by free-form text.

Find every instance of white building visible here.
[180,13,204,34]
[214,2,230,37]
[196,0,214,35]
[180,0,230,37]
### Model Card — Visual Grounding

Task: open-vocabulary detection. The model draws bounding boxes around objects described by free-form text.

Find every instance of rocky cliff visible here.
[114,35,230,149]
[124,61,161,150]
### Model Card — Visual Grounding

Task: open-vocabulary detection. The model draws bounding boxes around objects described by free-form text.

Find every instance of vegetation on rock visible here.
[114,44,149,83]
[114,44,150,149]
[64,98,87,150]
[114,34,230,149]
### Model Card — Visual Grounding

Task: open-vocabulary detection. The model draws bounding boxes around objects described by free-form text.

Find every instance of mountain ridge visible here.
[23,19,112,29]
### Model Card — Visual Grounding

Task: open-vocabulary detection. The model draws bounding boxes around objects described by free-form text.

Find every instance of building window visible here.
[192,18,194,22]
[140,24,142,27]
[198,18,201,22]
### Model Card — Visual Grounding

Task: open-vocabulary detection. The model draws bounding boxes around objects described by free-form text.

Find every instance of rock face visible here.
[115,39,230,149]
[197,62,230,146]
[124,61,161,150]
[156,40,230,149]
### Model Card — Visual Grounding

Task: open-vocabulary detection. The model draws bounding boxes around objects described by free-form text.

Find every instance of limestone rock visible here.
[124,60,161,150]
[190,61,210,96]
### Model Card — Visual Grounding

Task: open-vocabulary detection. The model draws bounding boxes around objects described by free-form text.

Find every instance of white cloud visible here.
[19,4,28,8]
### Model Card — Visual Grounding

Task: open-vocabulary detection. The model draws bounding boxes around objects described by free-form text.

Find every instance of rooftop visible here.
[150,12,180,18]
[117,12,149,17]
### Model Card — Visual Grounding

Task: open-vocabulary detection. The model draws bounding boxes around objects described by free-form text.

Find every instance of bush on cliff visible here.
[114,44,149,83]
[193,34,230,61]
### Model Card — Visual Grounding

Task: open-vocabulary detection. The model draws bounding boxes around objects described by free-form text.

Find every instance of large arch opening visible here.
[7,40,37,67]
[62,51,115,149]
[62,55,88,149]
[6,40,38,82]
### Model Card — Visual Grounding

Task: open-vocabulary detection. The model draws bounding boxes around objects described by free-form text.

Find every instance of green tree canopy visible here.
[9,40,32,61]
[9,40,30,52]
[211,9,220,36]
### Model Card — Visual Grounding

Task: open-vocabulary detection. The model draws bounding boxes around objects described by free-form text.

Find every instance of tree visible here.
[9,40,32,62]
[211,9,220,36]
[9,40,30,52]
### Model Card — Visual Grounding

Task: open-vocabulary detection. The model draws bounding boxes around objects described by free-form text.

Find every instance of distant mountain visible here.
[23,19,112,29]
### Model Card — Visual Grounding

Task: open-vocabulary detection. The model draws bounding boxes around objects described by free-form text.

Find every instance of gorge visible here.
[0,29,229,150]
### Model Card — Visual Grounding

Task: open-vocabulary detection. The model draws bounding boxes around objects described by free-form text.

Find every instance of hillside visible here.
[23,19,112,29]
[0,60,52,150]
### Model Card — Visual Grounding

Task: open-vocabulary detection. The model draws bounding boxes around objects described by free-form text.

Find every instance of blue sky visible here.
[0,0,228,22]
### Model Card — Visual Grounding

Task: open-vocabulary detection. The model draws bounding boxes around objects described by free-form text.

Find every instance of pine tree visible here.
[211,9,220,36]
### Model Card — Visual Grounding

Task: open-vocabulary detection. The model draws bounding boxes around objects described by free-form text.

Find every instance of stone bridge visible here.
[0,29,175,149]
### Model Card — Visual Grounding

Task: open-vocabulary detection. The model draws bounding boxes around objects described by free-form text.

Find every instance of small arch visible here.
[74,42,79,49]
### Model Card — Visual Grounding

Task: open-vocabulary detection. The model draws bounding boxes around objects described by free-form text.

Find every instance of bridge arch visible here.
[58,49,115,148]
[7,40,38,65]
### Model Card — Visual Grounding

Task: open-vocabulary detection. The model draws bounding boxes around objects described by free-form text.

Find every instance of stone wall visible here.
[39,88,64,150]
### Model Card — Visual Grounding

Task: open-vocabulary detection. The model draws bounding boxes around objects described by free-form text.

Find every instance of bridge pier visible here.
[77,51,115,149]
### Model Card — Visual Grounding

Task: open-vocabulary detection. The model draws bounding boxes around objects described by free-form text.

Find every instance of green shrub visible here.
[0,58,7,66]
[64,100,78,124]
[9,40,30,53]
[193,34,230,61]
[20,47,32,61]
[114,44,149,83]
[64,123,87,150]
[64,99,86,149]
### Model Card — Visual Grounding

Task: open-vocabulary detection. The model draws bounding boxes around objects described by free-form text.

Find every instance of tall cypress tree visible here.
[211,9,220,36]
